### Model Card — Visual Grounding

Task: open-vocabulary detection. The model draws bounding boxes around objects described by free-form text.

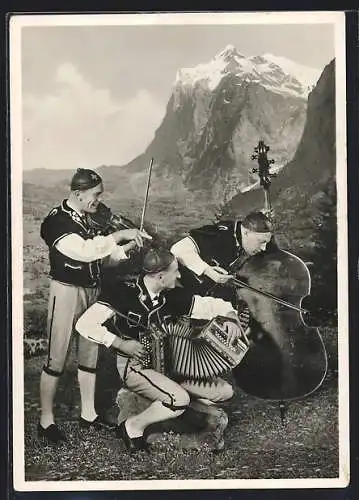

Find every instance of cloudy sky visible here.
[19,17,337,171]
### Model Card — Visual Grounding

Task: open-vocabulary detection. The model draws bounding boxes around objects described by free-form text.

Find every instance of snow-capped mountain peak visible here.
[175,45,323,98]
[215,44,246,62]
[262,53,321,90]
[218,43,236,55]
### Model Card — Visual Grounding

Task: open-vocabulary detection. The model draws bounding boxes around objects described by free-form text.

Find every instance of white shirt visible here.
[171,237,209,276]
[75,292,236,348]
[55,200,128,263]
[56,233,128,263]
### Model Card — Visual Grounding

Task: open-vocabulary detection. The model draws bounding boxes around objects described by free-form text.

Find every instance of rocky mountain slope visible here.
[115,46,320,202]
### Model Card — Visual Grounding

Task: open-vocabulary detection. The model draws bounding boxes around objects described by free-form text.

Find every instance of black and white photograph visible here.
[10,11,349,491]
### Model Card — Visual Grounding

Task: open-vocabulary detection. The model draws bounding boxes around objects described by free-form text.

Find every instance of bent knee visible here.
[170,387,190,409]
[216,382,234,402]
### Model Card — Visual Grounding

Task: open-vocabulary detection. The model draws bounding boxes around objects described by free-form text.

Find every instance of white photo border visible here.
[10,10,349,491]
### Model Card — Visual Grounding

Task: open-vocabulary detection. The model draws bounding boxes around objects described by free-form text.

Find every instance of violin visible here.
[87,202,143,235]
[87,158,155,240]
[87,159,158,282]
[231,140,328,401]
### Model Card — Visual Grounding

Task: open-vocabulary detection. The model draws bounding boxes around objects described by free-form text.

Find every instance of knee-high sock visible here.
[77,368,97,421]
[125,401,186,438]
[40,370,59,428]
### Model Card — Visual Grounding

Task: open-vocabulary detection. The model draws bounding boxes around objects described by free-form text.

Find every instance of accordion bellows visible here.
[140,312,251,382]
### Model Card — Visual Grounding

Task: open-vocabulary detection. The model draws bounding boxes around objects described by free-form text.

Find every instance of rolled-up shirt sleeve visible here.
[76,303,117,347]
[190,295,236,320]
[56,233,121,262]
[171,237,209,276]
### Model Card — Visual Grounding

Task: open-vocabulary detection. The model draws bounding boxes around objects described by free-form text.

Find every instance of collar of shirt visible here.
[141,277,161,304]
[66,199,85,218]
[146,287,160,305]
[234,221,243,250]
[148,289,160,303]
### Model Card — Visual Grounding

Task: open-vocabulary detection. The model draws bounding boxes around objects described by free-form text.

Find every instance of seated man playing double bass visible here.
[76,248,246,452]
[170,211,276,301]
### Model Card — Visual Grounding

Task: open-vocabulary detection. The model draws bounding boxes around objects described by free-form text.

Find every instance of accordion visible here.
[139,312,251,382]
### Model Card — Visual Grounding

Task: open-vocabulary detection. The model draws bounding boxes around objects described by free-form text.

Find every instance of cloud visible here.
[22,63,165,170]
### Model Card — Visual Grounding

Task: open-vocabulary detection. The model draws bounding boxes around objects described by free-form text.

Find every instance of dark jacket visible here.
[179,220,277,299]
[40,200,104,288]
[98,277,195,341]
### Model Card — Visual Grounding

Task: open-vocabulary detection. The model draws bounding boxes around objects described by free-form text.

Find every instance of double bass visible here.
[231,141,328,402]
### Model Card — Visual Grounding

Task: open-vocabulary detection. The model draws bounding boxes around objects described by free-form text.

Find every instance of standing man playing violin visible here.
[38,168,150,444]
[170,211,276,301]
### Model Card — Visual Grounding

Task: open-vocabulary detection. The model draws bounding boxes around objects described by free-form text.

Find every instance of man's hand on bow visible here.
[112,228,152,249]
[203,265,233,284]
[261,208,275,221]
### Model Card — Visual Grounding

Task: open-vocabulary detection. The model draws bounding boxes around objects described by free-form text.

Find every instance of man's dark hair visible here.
[242,211,273,233]
[142,248,175,274]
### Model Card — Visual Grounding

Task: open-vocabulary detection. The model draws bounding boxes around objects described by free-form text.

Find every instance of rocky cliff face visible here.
[112,46,320,203]
[179,79,307,200]
[224,59,335,217]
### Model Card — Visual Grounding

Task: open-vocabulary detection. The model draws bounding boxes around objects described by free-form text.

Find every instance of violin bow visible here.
[229,276,309,315]
[140,157,154,232]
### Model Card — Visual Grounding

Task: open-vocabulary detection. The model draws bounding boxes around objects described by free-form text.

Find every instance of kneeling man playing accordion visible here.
[76,248,249,451]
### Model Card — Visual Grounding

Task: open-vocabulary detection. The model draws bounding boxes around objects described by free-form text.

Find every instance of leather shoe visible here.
[79,415,116,431]
[37,423,66,444]
[116,421,149,452]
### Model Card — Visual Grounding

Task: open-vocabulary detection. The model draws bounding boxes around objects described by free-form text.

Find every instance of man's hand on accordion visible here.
[222,320,244,346]
[112,337,147,362]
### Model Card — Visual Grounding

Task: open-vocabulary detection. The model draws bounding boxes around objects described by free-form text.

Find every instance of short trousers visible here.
[44,279,100,376]
[117,358,233,408]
